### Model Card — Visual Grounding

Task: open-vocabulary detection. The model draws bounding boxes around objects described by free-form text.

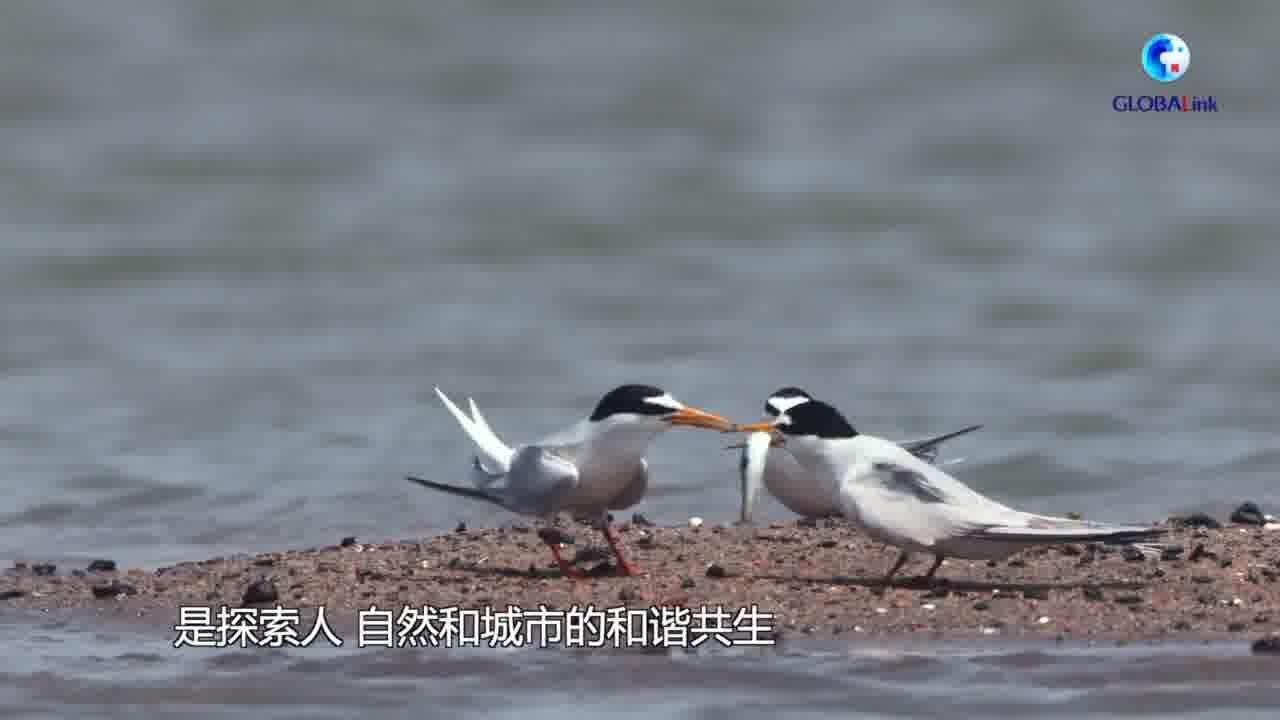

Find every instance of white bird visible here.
[407,384,732,578]
[733,399,1165,587]
[729,387,983,523]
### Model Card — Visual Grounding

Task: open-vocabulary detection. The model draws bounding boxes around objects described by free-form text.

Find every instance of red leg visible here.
[545,541,585,579]
[600,521,639,577]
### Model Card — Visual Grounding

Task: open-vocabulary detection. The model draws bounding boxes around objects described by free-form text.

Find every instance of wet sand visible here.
[4,514,1279,647]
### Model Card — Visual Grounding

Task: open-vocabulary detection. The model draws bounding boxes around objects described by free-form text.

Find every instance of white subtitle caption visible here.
[172,604,776,649]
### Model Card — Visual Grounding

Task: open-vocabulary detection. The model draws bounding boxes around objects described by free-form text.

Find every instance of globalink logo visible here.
[1142,33,1189,82]
[1112,33,1219,113]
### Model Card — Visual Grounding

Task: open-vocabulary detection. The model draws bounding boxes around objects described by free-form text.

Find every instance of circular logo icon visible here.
[1142,33,1190,83]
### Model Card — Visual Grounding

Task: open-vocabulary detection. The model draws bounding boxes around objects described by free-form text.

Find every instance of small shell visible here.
[688,517,704,529]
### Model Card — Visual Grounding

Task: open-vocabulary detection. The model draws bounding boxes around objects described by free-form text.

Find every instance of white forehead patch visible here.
[643,392,683,411]
[767,395,811,415]
[773,412,794,427]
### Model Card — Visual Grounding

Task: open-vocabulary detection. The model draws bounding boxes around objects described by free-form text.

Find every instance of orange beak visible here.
[665,406,734,431]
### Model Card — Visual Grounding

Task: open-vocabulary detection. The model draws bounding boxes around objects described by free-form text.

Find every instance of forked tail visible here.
[434,387,513,474]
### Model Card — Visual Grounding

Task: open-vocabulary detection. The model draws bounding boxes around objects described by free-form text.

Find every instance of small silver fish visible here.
[738,431,772,524]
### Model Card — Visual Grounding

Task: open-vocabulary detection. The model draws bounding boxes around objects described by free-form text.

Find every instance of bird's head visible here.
[730,399,859,454]
[588,384,732,434]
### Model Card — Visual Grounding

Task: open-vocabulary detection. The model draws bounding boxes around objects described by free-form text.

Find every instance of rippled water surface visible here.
[2,0,1278,716]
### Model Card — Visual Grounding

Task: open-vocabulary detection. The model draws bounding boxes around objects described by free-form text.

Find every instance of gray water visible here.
[2,0,1279,716]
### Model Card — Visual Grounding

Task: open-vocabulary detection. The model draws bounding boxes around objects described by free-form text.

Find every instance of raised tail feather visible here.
[406,475,507,509]
[901,424,983,460]
[434,387,513,475]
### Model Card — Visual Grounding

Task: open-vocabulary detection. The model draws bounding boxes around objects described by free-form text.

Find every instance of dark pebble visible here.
[1188,544,1215,562]
[32,563,57,577]
[1230,502,1266,526]
[923,587,951,599]
[1173,620,1192,631]
[87,559,117,573]
[1023,587,1050,601]
[1149,568,1166,579]
[91,580,137,598]
[618,587,640,604]
[973,600,991,611]
[1251,636,1280,654]
[631,513,654,527]
[1160,545,1184,561]
[1219,557,1233,569]
[1,589,26,600]
[241,577,279,606]
[1121,546,1146,562]
[585,562,618,578]
[1197,592,1217,606]
[454,522,467,533]
[680,577,696,589]
[1172,513,1222,529]
[1113,594,1143,605]
[1058,545,1082,557]
[636,534,656,549]
[986,561,999,568]
[1256,614,1271,624]
[536,528,575,546]
[1228,622,1248,633]
[1006,558,1026,568]
[1083,587,1105,602]
[340,536,357,547]
[510,523,529,533]
[796,517,818,528]
[253,558,275,567]
[1192,575,1214,584]
[705,563,730,579]
[818,540,838,549]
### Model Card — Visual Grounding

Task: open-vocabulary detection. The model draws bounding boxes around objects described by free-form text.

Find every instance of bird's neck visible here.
[584,423,662,464]
[792,438,858,494]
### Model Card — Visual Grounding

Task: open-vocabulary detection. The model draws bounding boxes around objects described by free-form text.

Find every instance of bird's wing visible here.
[899,424,983,464]
[870,460,950,504]
[480,444,580,515]
[608,458,649,511]
[956,515,1166,544]
[845,436,1020,542]
[435,387,514,476]
[846,458,994,546]
[862,435,1019,511]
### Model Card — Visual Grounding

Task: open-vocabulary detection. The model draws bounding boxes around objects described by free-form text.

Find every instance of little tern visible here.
[407,384,732,578]
[733,400,1164,586]
[730,387,983,523]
